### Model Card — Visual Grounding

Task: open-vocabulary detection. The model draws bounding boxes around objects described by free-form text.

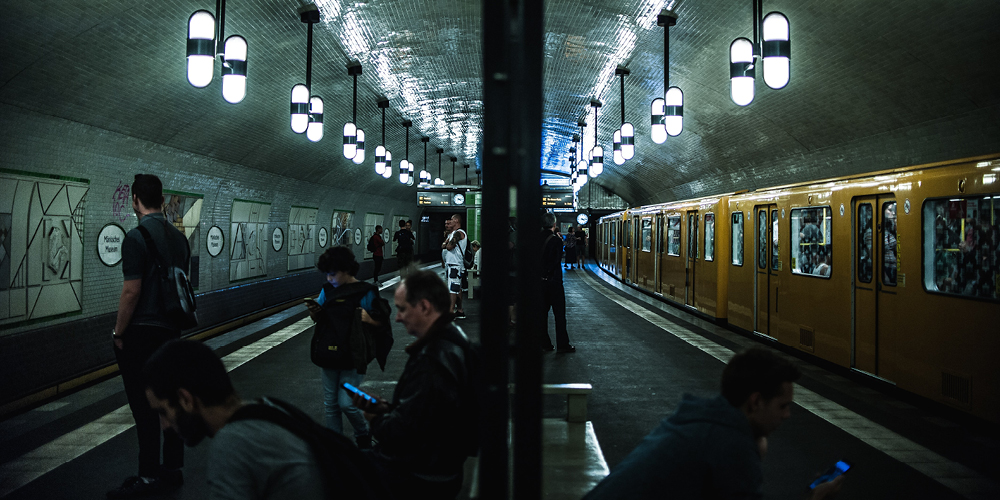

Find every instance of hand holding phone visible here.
[809,460,851,490]
[342,382,377,404]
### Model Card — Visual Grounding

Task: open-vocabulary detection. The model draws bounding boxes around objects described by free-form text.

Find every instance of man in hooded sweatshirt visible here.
[583,347,844,500]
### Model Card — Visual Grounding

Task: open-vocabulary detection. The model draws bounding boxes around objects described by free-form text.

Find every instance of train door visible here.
[755,205,779,337]
[852,195,897,377]
[609,221,617,275]
[655,214,664,293]
[686,211,700,306]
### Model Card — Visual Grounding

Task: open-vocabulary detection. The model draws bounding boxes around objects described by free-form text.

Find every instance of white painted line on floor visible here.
[0,317,315,498]
[578,271,999,500]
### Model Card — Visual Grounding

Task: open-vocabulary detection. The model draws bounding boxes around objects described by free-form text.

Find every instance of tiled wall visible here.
[0,106,413,407]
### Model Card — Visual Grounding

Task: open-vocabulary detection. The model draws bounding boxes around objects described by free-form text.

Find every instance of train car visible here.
[598,211,627,277]
[600,155,1000,423]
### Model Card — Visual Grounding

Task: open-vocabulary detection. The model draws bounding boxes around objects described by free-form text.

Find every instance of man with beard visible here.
[143,340,326,500]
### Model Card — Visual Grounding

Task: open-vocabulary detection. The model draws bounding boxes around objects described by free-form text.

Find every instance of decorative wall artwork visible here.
[1,170,89,328]
[163,190,203,288]
[230,199,271,282]
[206,226,224,257]
[97,223,126,266]
[287,206,317,271]
[331,210,355,248]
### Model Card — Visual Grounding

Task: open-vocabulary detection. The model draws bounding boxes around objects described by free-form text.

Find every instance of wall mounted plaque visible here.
[271,227,284,252]
[206,225,224,257]
[97,223,126,266]
[318,227,328,247]
[354,228,362,245]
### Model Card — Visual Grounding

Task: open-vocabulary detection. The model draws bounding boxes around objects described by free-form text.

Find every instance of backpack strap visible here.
[135,224,168,272]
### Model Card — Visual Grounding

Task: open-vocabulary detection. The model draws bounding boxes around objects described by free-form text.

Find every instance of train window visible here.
[611,222,616,246]
[688,214,700,259]
[857,204,873,283]
[732,212,744,266]
[771,209,780,271]
[641,218,652,252]
[923,196,999,300]
[657,217,665,253]
[790,207,832,278]
[705,213,715,262]
[882,202,897,286]
[667,216,681,256]
[757,211,767,269]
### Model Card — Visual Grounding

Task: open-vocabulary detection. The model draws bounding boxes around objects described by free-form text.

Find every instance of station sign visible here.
[542,188,575,208]
[418,191,461,206]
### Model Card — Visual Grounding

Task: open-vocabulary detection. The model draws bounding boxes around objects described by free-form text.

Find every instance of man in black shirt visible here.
[108,174,191,499]
[541,212,574,353]
[393,219,415,274]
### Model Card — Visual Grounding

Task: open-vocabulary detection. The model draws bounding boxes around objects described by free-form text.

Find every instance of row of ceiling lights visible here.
[184,3,474,187]
[570,3,789,189]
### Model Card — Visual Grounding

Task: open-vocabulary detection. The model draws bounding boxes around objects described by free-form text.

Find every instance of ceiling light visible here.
[590,98,603,177]
[343,62,362,159]
[730,37,755,106]
[399,120,412,184]
[762,11,790,89]
[435,148,445,185]
[419,137,430,187]
[615,66,634,161]
[187,2,249,104]
[306,96,323,142]
[186,11,215,88]
[221,35,247,103]
[290,7,320,134]
[375,98,389,176]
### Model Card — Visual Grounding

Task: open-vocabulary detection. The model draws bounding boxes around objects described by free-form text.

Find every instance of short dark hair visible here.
[399,220,407,228]
[721,347,801,407]
[402,268,451,314]
[143,340,235,407]
[316,246,360,276]
[375,225,382,232]
[132,174,163,210]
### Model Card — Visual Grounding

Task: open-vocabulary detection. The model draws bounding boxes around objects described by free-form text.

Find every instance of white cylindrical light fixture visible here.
[353,129,366,164]
[343,122,357,159]
[621,122,634,160]
[306,96,324,142]
[290,84,309,133]
[650,98,667,144]
[762,12,790,90]
[399,160,409,183]
[577,159,588,183]
[382,151,392,178]
[613,129,624,165]
[186,10,215,88]
[664,87,683,136]
[375,145,386,174]
[590,146,603,177]
[221,35,247,103]
[730,37,755,106]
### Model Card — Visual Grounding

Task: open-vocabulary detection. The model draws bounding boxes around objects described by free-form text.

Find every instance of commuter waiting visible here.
[352,269,478,499]
[584,347,845,500]
[142,340,391,500]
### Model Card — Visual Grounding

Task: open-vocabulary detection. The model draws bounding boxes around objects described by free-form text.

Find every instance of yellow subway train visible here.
[597,155,1000,424]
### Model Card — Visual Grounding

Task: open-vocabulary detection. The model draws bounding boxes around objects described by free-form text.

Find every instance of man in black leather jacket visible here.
[353,268,477,499]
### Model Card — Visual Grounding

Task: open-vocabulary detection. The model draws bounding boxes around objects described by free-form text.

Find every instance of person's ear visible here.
[177,388,197,413]
[746,392,763,413]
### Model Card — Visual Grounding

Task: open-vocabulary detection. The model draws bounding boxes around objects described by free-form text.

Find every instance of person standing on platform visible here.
[541,212,575,353]
[441,214,467,319]
[305,246,383,449]
[108,174,190,499]
[576,226,588,267]
[352,269,478,499]
[393,219,415,277]
[583,347,845,500]
[368,225,385,287]
[564,224,577,269]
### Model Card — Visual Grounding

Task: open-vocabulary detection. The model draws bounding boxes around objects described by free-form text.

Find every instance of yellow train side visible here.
[596,155,1000,423]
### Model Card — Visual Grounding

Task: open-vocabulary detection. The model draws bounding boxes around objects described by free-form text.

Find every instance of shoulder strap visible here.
[135,224,168,270]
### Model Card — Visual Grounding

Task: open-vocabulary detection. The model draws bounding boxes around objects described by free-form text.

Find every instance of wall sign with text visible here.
[271,227,284,252]
[97,223,126,266]
[206,225,224,257]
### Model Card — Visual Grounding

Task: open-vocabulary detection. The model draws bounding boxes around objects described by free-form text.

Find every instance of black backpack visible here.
[136,223,197,330]
[463,243,475,270]
[229,397,394,500]
[367,235,379,252]
[311,282,394,372]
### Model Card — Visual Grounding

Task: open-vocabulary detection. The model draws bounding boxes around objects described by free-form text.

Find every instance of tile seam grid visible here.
[0,267,428,498]
[578,271,998,498]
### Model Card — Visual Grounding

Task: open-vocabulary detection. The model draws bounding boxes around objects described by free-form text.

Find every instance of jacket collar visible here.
[404,313,458,354]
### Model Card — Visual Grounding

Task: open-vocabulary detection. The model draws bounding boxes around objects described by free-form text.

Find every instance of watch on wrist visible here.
[113,330,122,339]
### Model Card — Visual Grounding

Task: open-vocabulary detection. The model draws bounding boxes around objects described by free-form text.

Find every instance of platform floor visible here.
[1,263,999,499]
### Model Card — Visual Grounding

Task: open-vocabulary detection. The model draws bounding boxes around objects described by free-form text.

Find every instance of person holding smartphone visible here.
[584,348,845,500]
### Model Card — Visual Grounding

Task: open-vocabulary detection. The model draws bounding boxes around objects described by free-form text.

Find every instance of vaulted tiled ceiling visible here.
[2,0,998,205]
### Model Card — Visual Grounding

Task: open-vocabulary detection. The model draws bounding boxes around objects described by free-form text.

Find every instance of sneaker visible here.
[107,476,165,499]
[455,310,467,319]
[556,345,576,353]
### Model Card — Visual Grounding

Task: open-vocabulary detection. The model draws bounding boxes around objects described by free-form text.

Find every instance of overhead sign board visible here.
[541,188,575,208]
[418,191,457,206]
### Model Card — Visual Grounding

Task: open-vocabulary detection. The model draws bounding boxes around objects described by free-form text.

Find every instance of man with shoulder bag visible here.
[108,174,194,499]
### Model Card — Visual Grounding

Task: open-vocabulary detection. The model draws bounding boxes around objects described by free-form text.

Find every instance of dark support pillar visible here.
[481,0,544,499]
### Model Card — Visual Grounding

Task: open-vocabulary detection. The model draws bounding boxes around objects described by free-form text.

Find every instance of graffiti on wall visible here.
[163,191,203,288]
[1,171,89,328]
[111,180,131,223]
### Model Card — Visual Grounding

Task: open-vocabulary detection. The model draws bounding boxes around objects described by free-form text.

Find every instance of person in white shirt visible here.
[441,214,468,319]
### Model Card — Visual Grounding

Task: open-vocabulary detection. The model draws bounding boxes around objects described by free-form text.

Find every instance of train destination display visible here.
[542,188,574,208]
[418,191,458,206]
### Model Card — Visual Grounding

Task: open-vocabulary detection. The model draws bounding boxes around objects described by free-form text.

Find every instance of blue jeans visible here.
[321,368,370,438]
